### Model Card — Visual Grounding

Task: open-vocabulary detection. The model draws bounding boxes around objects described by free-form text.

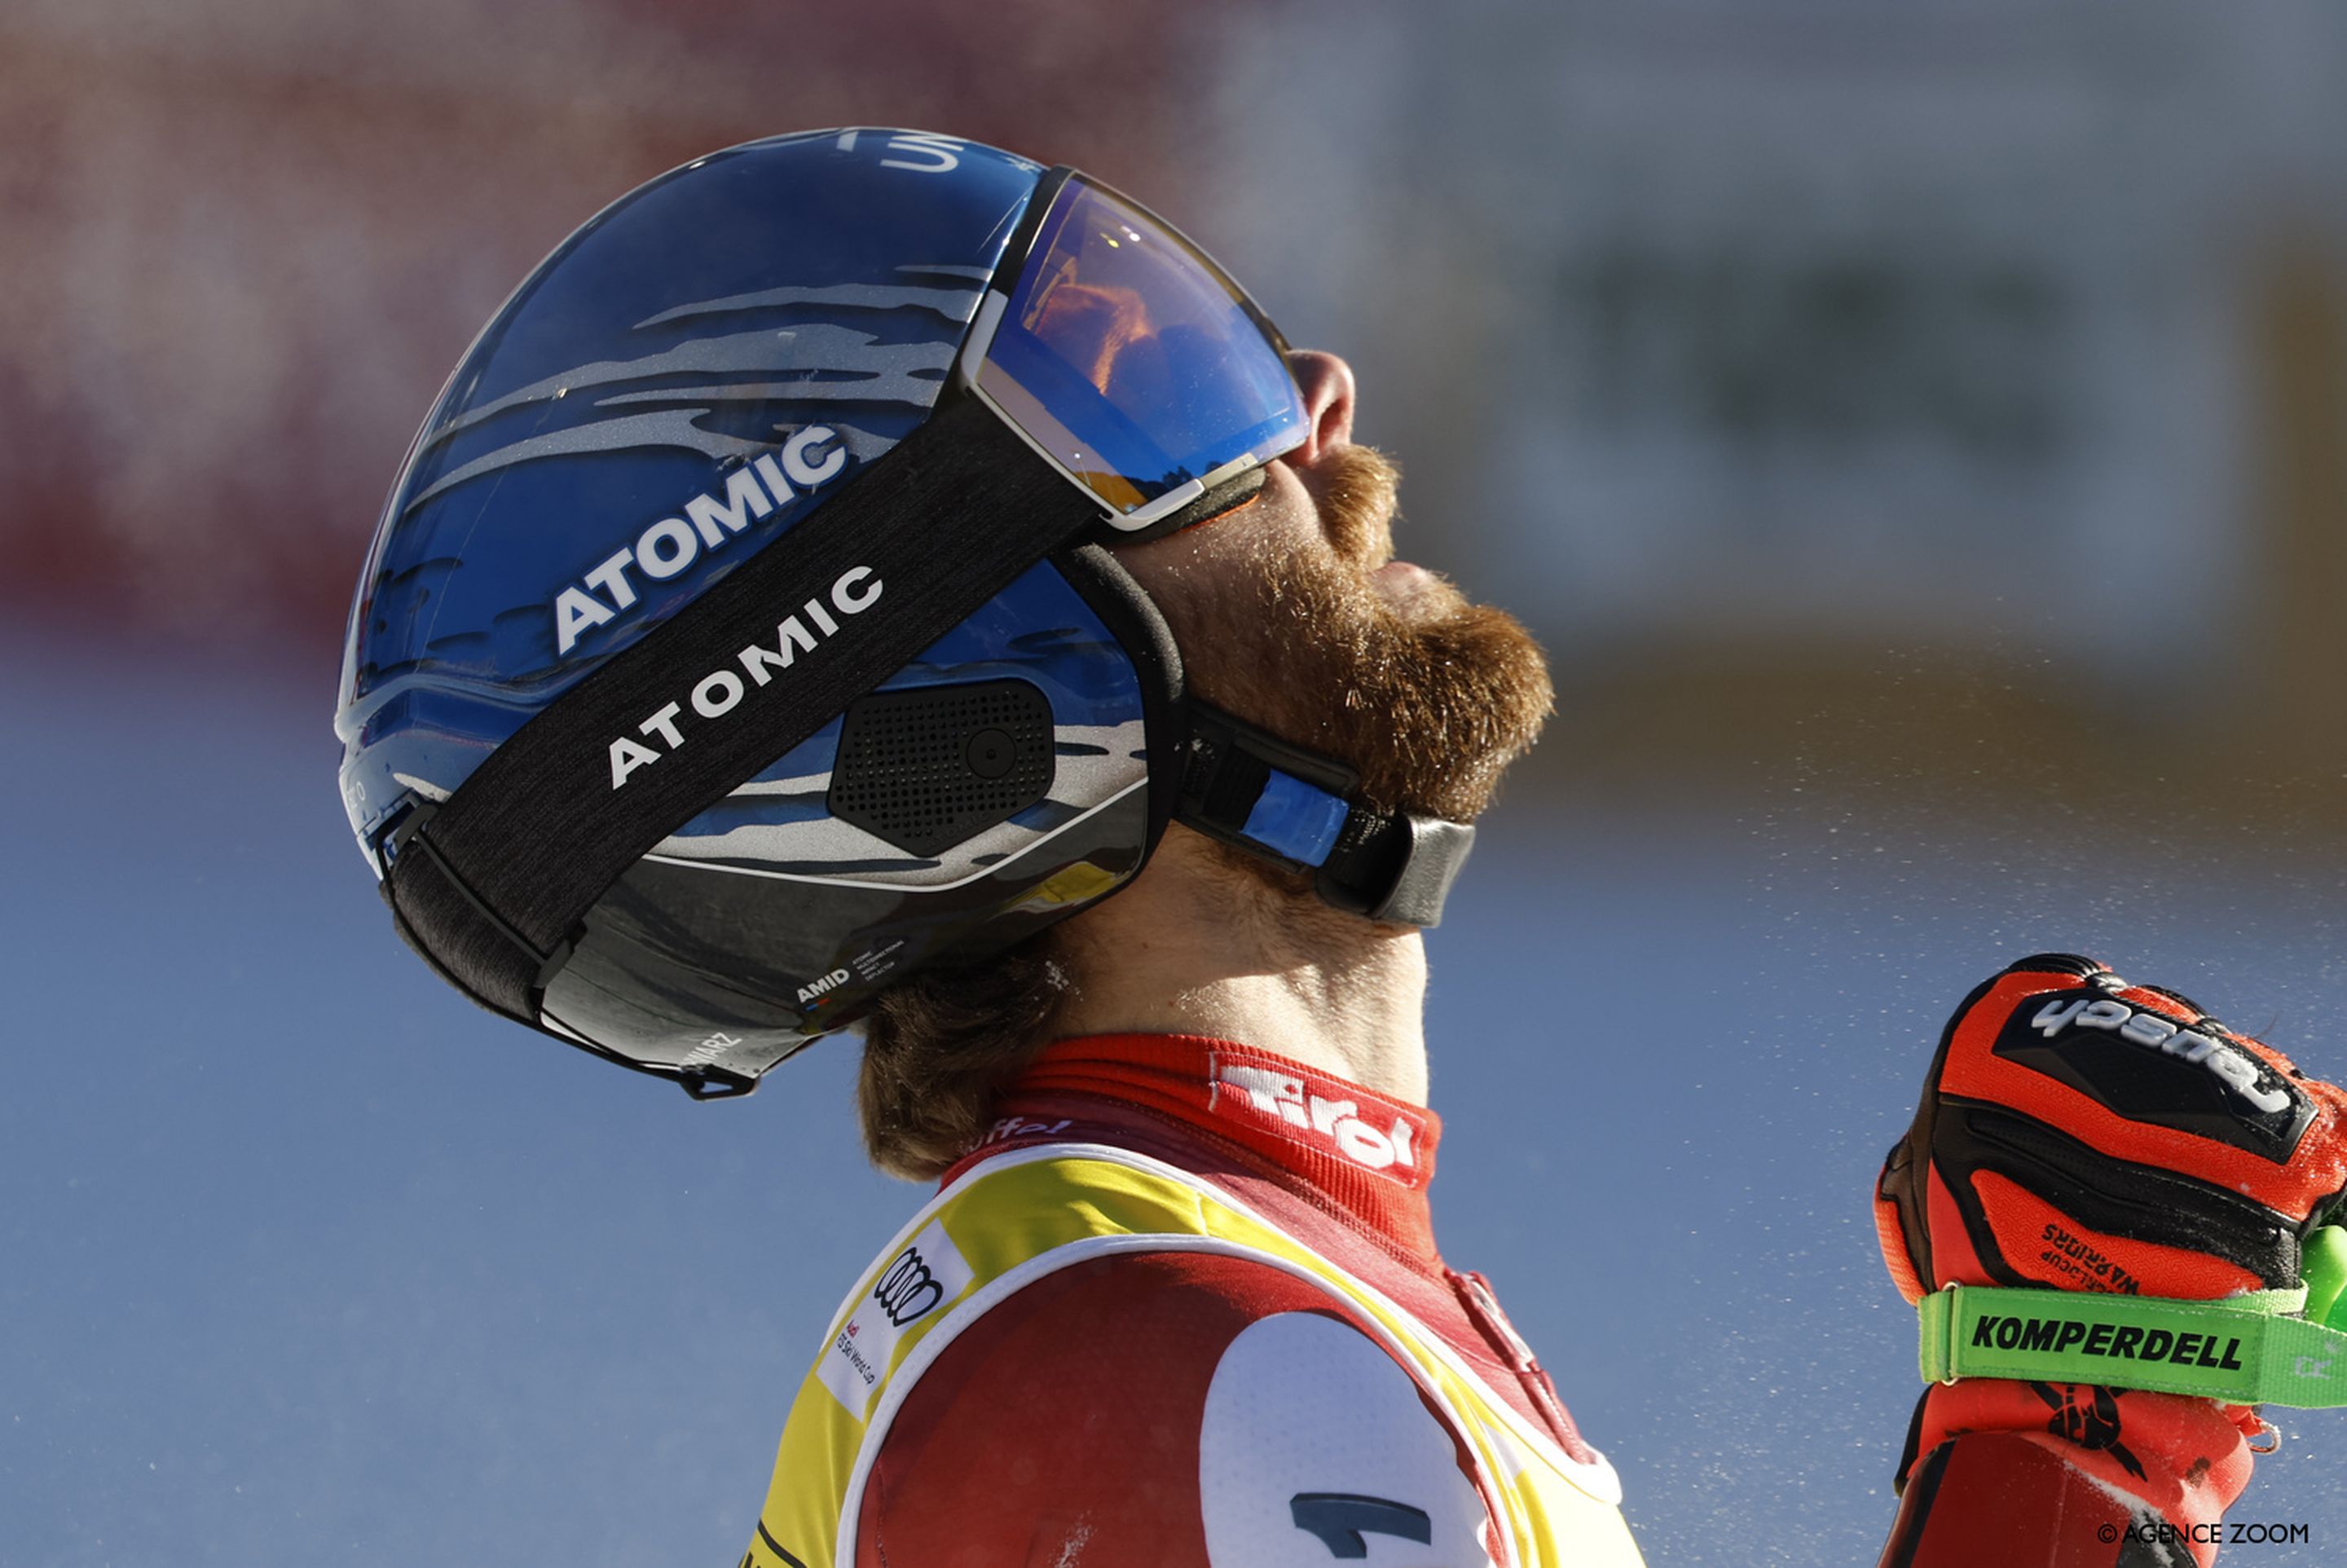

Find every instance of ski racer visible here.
[334,129,2347,1566]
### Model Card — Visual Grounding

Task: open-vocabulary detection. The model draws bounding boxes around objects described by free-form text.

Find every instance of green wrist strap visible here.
[2305,1223,2347,1325]
[1915,1283,2347,1405]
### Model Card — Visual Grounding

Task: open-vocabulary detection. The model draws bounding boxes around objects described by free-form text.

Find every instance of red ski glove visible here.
[1874,954,2347,1564]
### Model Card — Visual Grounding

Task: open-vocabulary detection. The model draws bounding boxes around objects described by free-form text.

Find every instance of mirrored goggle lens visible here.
[976,177,1310,519]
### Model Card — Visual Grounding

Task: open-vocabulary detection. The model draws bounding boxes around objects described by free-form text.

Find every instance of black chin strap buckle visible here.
[1354,813,1477,927]
[1173,702,1475,928]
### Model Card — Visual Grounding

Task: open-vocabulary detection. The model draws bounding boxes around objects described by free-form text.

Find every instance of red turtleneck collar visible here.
[949,1034,1442,1263]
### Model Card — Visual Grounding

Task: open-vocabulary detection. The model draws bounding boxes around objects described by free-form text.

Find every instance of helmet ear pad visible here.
[524,547,1191,1081]
[1048,542,1190,869]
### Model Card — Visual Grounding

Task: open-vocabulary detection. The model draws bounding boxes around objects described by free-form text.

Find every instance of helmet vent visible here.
[827,679,1057,857]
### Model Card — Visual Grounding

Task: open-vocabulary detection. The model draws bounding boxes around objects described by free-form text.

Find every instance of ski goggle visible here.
[960,169,1313,532]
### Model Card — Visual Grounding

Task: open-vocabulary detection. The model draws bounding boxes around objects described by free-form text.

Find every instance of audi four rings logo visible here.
[817,1218,972,1416]
[873,1246,946,1327]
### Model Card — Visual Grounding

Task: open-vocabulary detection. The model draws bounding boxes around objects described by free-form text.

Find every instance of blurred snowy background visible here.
[8,2,2347,1562]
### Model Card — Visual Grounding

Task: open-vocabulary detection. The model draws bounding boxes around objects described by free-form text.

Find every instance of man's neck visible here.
[1048,826,1429,1106]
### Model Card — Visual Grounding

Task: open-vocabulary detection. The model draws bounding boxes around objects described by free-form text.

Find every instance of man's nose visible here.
[1286,350,1356,468]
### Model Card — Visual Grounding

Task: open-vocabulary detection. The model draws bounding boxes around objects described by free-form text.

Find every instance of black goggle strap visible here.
[378,393,1107,1035]
[1174,701,1474,927]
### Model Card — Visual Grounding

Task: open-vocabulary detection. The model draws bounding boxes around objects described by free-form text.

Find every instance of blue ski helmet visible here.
[337,129,1476,1097]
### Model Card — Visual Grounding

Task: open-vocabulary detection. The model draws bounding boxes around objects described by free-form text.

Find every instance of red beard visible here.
[1148,445,1553,825]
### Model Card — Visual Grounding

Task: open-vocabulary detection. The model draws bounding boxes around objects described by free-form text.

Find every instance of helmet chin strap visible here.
[1059,536,1476,930]
[1168,699,1476,928]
